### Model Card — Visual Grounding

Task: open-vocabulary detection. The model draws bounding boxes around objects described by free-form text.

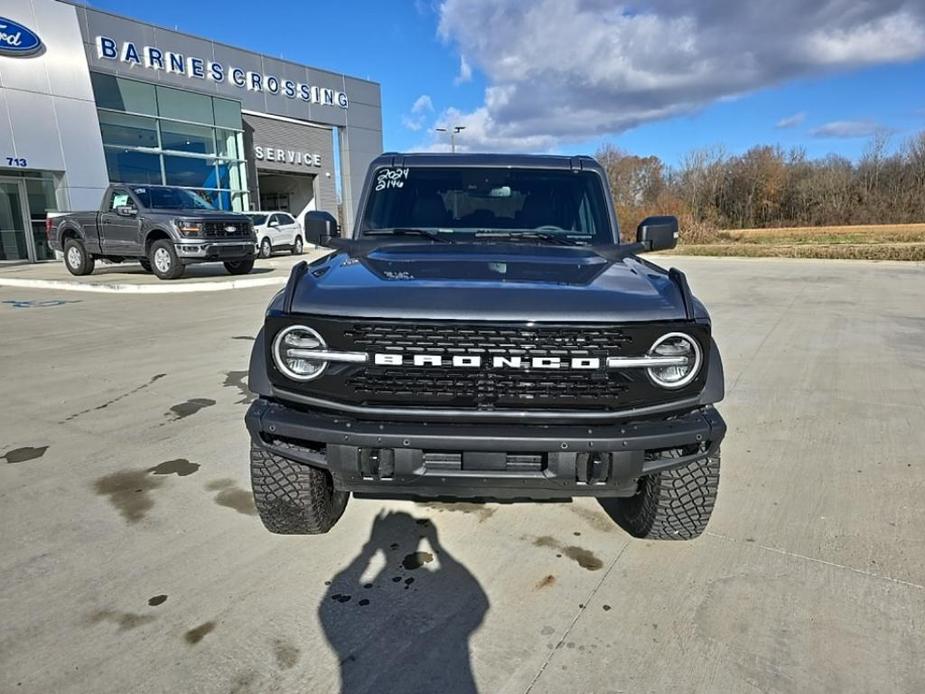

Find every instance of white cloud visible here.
[429,0,925,151]
[401,94,435,132]
[810,120,884,138]
[454,55,472,85]
[776,112,806,129]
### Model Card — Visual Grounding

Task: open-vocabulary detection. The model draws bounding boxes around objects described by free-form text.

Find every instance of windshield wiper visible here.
[364,228,452,243]
[475,230,584,246]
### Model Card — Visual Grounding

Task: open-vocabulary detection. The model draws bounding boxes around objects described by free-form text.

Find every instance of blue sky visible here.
[89,0,925,166]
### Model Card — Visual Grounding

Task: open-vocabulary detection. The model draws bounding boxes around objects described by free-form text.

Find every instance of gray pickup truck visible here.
[48,184,256,280]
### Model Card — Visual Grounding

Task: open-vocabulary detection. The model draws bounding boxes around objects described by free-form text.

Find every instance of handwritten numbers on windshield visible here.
[375,168,410,192]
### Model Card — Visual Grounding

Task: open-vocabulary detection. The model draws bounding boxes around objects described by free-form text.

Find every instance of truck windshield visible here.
[131,187,215,210]
[361,167,613,244]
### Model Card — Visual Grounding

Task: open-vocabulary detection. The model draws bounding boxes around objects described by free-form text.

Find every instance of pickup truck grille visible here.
[203,221,250,238]
[267,317,709,412]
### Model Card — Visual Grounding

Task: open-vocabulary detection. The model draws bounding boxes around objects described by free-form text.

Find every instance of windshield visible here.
[131,186,215,210]
[247,214,269,226]
[361,167,613,244]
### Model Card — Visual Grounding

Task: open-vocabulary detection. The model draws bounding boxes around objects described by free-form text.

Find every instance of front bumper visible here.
[246,399,726,499]
[175,240,256,263]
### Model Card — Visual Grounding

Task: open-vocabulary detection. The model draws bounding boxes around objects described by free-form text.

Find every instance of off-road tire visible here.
[64,238,95,276]
[224,258,255,275]
[291,236,303,255]
[259,238,272,258]
[149,239,184,280]
[613,449,720,540]
[250,443,348,534]
[139,259,152,272]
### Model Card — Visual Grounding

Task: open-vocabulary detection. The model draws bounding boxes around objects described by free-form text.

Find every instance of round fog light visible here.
[273,325,328,381]
[646,332,702,388]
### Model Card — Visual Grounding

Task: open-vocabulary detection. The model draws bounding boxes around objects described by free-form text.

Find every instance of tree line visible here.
[595,131,925,241]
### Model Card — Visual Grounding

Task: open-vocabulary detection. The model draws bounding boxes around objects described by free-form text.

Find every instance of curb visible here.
[0,276,287,294]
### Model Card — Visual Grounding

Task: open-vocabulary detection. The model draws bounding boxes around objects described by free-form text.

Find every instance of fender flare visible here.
[143,227,174,249]
[248,328,273,398]
[58,223,86,244]
[698,338,725,405]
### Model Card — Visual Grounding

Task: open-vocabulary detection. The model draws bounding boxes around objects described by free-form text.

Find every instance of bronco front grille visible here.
[266,317,709,412]
[343,323,633,356]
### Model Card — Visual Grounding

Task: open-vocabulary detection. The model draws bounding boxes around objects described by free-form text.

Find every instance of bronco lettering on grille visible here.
[374,354,633,369]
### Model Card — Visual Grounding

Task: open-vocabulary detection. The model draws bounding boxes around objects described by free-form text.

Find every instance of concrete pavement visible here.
[0,256,923,693]
[0,250,326,293]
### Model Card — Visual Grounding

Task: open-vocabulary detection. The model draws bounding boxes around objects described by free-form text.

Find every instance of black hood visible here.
[285,243,691,322]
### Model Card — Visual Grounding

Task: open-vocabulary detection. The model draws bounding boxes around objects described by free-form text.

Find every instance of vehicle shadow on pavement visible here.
[319,510,489,694]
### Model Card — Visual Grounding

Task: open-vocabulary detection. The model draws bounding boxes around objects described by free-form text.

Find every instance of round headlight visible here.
[646,332,702,389]
[272,325,328,381]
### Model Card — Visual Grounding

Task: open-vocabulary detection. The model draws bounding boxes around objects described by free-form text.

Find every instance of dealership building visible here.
[0,0,382,262]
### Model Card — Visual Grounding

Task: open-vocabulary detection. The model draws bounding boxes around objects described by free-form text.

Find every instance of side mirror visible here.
[636,215,678,252]
[268,219,278,227]
[116,205,137,218]
[305,210,339,247]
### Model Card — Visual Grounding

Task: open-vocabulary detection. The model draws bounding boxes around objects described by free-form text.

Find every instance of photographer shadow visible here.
[319,511,489,694]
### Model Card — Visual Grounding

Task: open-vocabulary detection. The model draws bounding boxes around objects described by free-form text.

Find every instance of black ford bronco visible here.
[245,153,726,539]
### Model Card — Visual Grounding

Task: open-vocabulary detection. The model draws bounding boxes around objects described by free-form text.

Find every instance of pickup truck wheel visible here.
[250,443,348,534]
[64,239,95,276]
[224,258,255,275]
[611,449,721,540]
[139,259,152,272]
[291,236,303,255]
[259,238,272,258]
[149,240,184,280]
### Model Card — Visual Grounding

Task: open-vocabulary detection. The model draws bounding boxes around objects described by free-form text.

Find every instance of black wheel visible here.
[610,449,720,540]
[149,240,185,280]
[250,443,348,534]
[259,237,272,259]
[139,259,152,273]
[63,238,95,276]
[291,235,304,255]
[224,258,255,275]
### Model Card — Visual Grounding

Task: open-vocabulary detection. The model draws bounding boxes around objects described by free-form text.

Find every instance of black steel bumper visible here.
[246,399,726,499]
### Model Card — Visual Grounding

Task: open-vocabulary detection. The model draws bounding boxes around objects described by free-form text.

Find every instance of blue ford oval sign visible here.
[0,16,42,56]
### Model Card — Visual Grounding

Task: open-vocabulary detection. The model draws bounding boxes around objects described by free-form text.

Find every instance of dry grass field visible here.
[671,223,925,261]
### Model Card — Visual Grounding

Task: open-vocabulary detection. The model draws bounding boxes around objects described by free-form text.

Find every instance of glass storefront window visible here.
[0,180,28,261]
[157,85,214,124]
[216,129,241,159]
[232,192,250,212]
[216,160,247,190]
[99,111,159,149]
[160,121,215,155]
[213,98,241,128]
[25,176,58,261]
[91,74,250,215]
[164,155,218,189]
[91,73,157,115]
[105,149,163,185]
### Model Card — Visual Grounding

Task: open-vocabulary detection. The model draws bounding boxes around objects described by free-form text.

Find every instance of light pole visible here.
[435,125,466,153]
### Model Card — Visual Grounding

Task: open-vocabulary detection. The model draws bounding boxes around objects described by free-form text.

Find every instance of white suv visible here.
[247,211,304,258]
